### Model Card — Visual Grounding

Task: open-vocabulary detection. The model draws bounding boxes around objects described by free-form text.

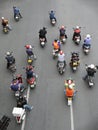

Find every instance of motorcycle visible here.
[83,44,90,55]
[52,49,59,59]
[26,75,37,89]
[86,76,95,88]
[39,38,46,48]
[11,74,25,99]
[3,26,9,34]
[12,107,26,124]
[57,61,66,75]
[60,35,67,44]
[64,79,76,106]
[14,14,20,22]
[27,55,34,65]
[74,36,81,45]
[70,60,79,72]
[24,66,37,88]
[50,18,56,26]
[8,62,16,73]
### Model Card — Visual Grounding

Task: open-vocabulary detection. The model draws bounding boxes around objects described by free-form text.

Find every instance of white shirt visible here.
[58,53,65,62]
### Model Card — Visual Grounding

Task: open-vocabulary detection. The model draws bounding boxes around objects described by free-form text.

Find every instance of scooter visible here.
[14,14,20,22]
[8,62,16,73]
[70,60,79,72]
[52,49,59,59]
[51,18,56,26]
[3,26,9,34]
[12,107,26,124]
[83,44,90,55]
[86,76,95,88]
[39,38,46,48]
[74,36,81,45]
[57,61,66,75]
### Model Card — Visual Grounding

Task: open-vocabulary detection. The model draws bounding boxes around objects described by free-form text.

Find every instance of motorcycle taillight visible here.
[17,116,20,121]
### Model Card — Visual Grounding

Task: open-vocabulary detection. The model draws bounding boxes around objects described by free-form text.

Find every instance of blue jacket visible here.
[49,12,55,19]
[84,38,91,45]
[26,49,33,56]
[10,82,19,91]
[13,7,20,15]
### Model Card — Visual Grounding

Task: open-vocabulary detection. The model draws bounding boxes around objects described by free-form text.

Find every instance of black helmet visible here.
[43,27,46,30]
[51,10,53,13]
[54,39,57,42]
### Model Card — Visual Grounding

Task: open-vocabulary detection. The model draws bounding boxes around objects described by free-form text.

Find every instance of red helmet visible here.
[59,50,64,55]
[26,65,33,70]
[25,45,30,49]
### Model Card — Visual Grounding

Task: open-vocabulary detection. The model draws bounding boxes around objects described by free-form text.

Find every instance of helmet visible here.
[1,17,4,20]
[86,34,91,38]
[6,52,11,56]
[54,39,57,42]
[76,26,79,29]
[59,50,63,55]
[68,84,73,89]
[90,64,95,69]
[61,25,65,29]
[51,10,54,13]
[25,45,30,49]
[26,65,33,70]
[43,27,46,30]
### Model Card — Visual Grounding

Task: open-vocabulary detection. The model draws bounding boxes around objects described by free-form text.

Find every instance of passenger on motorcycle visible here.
[17,95,33,111]
[26,65,35,79]
[1,17,12,30]
[49,10,56,21]
[84,64,98,80]
[72,26,81,40]
[10,77,24,92]
[13,6,22,19]
[39,27,47,42]
[59,26,67,38]
[25,44,35,57]
[52,39,61,51]
[5,52,15,69]
[57,50,66,67]
[70,52,80,64]
[83,34,91,48]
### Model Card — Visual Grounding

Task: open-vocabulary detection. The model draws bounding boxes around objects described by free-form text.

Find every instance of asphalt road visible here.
[0,0,98,130]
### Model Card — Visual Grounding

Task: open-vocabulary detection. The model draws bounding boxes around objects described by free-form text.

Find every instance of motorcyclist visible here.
[10,77,24,92]
[72,26,81,40]
[39,27,47,42]
[59,26,67,38]
[13,6,22,19]
[83,34,91,48]
[70,52,80,64]
[64,78,76,97]
[5,52,15,69]
[25,44,36,59]
[84,64,98,80]
[57,50,66,67]
[26,65,36,79]
[17,95,33,111]
[52,39,61,51]
[49,10,56,21]
[1,17,12,31]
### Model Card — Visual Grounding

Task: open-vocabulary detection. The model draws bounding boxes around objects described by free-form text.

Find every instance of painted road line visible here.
[70,102,74,130]
[21,86,30,130]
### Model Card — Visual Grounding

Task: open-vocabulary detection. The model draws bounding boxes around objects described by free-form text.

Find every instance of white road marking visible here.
[70,102,74,130]
[21,86,30,130]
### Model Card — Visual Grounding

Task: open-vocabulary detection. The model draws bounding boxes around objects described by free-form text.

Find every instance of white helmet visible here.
[6,52,11,56]
[90,64,95,69]
[86,34,91,38]
[1,17,4,20]
[68,84,73,89]
[76,26,79,29]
